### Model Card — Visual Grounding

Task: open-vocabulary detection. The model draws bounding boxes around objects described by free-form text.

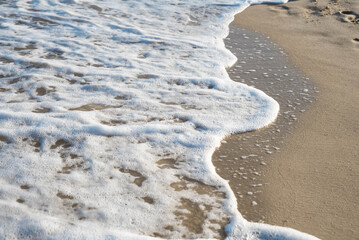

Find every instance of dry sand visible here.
[226,0,359,239]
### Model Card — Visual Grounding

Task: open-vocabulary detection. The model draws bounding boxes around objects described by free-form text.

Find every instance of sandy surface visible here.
[214,24,317,233]
[229,0,359,239]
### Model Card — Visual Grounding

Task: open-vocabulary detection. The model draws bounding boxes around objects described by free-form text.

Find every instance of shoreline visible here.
[216,0,358,239]
[0,1,357,239]
[215,24,317,236]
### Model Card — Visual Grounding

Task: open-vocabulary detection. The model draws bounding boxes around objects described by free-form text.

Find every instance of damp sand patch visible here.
[213,26,317,222]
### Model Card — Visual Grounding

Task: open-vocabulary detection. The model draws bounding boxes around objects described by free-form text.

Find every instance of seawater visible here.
[0,0,317,239]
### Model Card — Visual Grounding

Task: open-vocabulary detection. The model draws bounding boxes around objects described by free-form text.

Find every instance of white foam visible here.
[0,0,318,239]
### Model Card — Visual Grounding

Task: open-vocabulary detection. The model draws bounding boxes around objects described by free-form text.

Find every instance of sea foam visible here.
[0,0,318,239]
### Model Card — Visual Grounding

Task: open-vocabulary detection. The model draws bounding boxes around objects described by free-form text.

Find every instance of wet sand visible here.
[216,24,317,221]
[215,0,359,239]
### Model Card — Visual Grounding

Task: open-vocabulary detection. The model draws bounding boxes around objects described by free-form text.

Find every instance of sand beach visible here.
[215,0,359,239]
[0,0,357,239]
